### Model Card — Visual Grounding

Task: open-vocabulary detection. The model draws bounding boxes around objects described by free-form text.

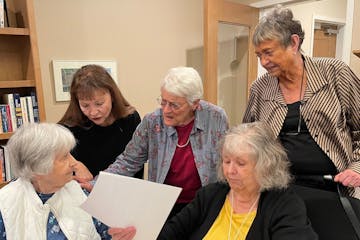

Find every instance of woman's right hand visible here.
[73,160,93,181]
[108,227,136,240]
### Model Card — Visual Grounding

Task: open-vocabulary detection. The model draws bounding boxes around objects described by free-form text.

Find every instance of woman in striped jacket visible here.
[243,5,360,198]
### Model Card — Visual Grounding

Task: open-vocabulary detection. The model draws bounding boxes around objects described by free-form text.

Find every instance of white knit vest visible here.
[0,179,101,240]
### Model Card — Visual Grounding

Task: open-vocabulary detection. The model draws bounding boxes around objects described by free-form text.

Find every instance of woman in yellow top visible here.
[155,122,317,240]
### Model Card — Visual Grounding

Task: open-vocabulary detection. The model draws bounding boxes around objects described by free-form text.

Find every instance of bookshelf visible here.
[0,0,45,143]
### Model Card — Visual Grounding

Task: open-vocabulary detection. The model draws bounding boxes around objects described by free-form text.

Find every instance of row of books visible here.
[0,92,40,133]
[0,0,17,28]
[0,145,13,182]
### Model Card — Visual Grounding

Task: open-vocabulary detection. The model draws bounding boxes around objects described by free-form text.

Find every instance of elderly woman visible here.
[243,6,360,197]
[0,123,135,240]
[79,66,229,218]
[143,122,316,240]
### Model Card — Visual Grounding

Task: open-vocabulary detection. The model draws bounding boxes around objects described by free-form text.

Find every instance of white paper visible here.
[81,171,182,240]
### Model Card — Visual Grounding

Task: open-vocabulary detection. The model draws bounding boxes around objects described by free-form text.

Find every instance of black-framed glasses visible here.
[156,97,183,111]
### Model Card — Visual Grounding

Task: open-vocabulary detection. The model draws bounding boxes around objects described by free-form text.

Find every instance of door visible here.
[204,0,259,126]
[313,25,337,58]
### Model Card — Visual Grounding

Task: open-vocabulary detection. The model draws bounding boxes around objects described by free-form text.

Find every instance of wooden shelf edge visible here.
[0,181,9,189]
[0,132,13,140]
[0,27,30,36]
[0,80,36,88]
[353,50,360,58]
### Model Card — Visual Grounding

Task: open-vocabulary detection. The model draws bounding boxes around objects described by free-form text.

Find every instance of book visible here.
[30,91,39,122]
[13,93,23,128]
[0,104,9,132]
[1,145,13,181]
[20,96,28,124]
[3,93,17,131]
[4,0,16,28]
[26,96,34,123]
[0,146,5,182]
[0,0,4,28]
[0,113,3,133]
[5,104,12,132]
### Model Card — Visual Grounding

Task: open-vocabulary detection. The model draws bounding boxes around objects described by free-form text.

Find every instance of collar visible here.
[261,55,329,105]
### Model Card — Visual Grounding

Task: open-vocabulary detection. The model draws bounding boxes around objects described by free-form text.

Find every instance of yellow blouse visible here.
[203,196,256,240]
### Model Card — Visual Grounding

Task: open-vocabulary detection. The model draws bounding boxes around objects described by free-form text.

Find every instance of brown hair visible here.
[58,64,135,127]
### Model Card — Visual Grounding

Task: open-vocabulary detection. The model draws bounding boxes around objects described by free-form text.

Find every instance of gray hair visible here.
[6,123,76,180]
[253,5,304,50]
[161,67,203,104]
[217,122,291,191]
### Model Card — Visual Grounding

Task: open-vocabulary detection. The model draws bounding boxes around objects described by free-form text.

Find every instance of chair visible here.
[293,185,360,240]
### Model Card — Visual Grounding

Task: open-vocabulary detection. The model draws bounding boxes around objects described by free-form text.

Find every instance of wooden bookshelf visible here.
[0,0,46,143]
[0,181,8,188]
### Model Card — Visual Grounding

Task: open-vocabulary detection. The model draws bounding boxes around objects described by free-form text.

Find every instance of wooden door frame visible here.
[204,0,259,104]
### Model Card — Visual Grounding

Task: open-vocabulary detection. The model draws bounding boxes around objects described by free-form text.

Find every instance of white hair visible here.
[6,123,76,179]
[161,67,203,104]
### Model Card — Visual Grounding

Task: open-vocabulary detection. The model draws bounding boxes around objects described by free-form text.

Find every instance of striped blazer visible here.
[243,55,360,197]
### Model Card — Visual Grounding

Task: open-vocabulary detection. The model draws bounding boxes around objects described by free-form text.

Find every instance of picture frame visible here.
[52,60,117,102]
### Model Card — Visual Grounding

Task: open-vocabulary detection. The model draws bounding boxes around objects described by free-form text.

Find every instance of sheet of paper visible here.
[81,171,182,240]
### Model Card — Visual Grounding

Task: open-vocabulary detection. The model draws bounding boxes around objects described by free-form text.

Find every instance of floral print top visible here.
[104,100,229,186]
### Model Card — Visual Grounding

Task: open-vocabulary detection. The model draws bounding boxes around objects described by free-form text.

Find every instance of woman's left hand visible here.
[334,169,360,188]
[108,227,136,240]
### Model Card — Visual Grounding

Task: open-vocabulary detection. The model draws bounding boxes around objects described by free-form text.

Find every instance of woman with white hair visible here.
[79,66,229,219]
[155,122,318,240]
[0,123,135,240]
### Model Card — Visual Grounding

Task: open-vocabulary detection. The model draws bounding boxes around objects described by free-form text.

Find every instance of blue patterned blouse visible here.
[0,190,110,239]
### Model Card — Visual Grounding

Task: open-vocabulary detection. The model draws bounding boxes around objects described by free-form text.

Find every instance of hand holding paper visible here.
[81,171,182,240]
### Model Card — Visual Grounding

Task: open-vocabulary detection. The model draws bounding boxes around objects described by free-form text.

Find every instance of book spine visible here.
[26,96,34,123]
[0,147,5,182]
[0,105,8,132]
[3,93,17,131]
[2,145,12,181]
[0,112,3,133]
[20,97,28,124]
[13,93,23,128]
[5,104,12,132]
[0,0,4,28]
[30,91,39,123]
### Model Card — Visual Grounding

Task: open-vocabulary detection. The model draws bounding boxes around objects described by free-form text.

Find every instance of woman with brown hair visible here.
[59,64,143,179]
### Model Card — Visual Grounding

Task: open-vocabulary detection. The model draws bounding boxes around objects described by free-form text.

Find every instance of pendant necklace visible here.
[227,191,260,240]
[176,137,190,148]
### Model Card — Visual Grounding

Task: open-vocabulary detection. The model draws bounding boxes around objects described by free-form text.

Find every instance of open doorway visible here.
[312,20,345,58]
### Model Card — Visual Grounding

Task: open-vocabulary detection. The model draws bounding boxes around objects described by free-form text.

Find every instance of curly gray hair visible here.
[217,121,291,191]
[253,5,305,50]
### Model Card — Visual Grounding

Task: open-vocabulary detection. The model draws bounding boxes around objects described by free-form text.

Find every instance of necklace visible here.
[283,61,305,136]
[227,191,260,240]
[176,137,190,148]
[295,62,305,134]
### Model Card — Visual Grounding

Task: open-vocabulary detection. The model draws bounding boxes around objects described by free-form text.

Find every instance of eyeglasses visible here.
[157,97,184,111]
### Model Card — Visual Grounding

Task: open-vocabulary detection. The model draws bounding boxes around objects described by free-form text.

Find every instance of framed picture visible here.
[52,60,117,102]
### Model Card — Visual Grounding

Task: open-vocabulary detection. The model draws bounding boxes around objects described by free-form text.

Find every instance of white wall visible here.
[33,0,203,122]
